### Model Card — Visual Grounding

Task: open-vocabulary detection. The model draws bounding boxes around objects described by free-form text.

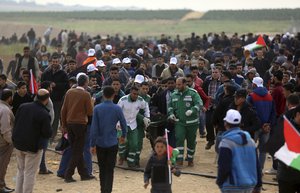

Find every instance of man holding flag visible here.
[274,104,300,193]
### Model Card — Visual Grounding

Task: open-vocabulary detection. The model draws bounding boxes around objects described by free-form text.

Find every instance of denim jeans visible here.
[215,131,225,153]
[255,130,270,171]
[52,100,63,141]
[39,148,47,172]
[39,139,49,172]
[57,125,93,176]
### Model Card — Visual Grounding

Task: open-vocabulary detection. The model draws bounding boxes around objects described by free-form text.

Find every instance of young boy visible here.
[144,137,180,193]
[12,81,33,114]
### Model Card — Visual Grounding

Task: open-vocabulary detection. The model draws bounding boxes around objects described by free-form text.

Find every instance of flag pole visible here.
[165,128,172,185]
[6,79,17,87]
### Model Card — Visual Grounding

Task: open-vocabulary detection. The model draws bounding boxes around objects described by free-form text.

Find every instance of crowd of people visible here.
[0,28,300,193]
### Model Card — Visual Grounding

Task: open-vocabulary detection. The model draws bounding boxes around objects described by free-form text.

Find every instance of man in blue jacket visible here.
[217,109,262,193]
[247,77,276,173]
[90,86,127,193]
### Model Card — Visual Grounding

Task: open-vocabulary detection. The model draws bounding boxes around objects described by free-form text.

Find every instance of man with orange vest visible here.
[79,49,97,73]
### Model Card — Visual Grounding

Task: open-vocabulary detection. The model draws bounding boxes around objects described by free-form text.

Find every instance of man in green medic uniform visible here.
[118,86,150,168]
[168,77,202,167]
[136,82,151,167]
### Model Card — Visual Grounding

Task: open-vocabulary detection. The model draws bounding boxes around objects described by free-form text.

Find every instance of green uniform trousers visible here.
[118,127,138,167]
[175,123,198,162]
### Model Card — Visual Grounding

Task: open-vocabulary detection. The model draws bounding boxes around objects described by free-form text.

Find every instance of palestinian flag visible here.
[243,35,266,51]
[29,69,38,95]
[275,116,300,172]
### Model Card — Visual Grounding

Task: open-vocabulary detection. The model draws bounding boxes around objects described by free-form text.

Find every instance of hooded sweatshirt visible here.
[217,127,262,191]
[247,87,276,127]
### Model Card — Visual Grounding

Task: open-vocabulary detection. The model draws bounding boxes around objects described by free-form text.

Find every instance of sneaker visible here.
[57,174,64,179]
[205,141,215,150]
[0,187,14,193]
[4,187,14,191]
[64,177,76,183]
[265,168,277,175]
[39,169,53,175]
[81,175,96,181]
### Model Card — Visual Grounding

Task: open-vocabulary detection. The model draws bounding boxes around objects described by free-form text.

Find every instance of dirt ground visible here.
[4,134,278,193]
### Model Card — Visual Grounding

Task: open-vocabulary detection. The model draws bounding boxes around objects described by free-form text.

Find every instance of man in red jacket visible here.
[271,70,286,118]
[265,70,286,175]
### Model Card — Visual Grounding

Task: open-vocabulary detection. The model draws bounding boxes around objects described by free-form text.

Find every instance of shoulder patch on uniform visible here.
[137,96,144,101]
[121,96,128,101]
[171,91,179,96]
[189,88,198,93]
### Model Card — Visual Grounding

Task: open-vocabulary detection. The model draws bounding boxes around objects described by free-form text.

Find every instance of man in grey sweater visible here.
[35,81,54,175]
[0,89,15,193]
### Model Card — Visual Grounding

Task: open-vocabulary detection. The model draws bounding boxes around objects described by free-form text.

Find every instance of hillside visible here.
[201,8,300,20]
[0,10,191,20]
[0,9,298,39]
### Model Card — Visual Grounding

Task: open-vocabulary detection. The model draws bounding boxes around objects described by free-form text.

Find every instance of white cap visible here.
[223,109,241,124]
[112,58,121,65]
[252,77,263,87]
[76,72,86,81]
[170,57,177,65]
[105,45,112,51]
[137,48,144,56]
[88,49,95,56]
[134,74,145,84]
[122,57,131,64]
[96,60,106,67]
[87,64,98,72]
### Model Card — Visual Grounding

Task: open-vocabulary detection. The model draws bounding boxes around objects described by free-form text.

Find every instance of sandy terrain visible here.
[4,135,278,193]
[180,11,204,21]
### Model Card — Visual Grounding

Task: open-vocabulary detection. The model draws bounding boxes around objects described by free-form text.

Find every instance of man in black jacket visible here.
[230,89,261,138]
[41,54,69,141]
[151,77,176,147]
[275,102,300,193]
[266,94,299,157]
[12,89,52,193]
[212,84,236,153]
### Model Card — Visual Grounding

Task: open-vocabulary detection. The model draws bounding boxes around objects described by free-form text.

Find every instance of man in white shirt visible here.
[117,86,150,168]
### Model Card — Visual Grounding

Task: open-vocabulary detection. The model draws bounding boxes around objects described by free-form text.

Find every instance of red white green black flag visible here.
[275,116,300,171]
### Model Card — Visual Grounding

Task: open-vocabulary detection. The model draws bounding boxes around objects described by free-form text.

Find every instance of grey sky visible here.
[29,0,300,11]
